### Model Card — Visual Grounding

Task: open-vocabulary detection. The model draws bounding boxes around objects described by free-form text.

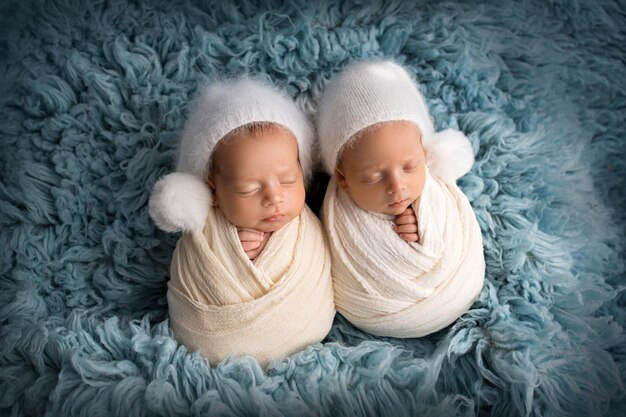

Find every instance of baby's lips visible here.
[262,213,285,222]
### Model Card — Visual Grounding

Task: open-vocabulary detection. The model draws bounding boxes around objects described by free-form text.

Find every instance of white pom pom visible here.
[423,129,474,183]
[148,172,212,233]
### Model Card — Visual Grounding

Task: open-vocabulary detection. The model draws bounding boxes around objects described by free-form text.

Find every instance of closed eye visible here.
[236,188,260,195]
[360,175,382,183]
[403,163,419,172]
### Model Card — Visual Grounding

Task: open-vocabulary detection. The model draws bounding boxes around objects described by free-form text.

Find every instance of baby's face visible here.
[210,126,305,233]
[336,121,426,216]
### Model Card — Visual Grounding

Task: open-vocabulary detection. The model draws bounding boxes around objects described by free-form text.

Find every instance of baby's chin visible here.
[378,203,412,216]
[384,204,411,216]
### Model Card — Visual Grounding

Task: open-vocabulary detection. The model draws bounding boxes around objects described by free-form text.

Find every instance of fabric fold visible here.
[168,205,335,366]
[322,170,485,337]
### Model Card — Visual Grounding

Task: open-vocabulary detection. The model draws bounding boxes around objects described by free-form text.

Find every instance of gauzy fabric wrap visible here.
[322,169,485,338]
[167,205,335,366]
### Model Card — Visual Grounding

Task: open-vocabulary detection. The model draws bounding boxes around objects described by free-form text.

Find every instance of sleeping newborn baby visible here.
[317,60,485,338]
[149,77,335,366]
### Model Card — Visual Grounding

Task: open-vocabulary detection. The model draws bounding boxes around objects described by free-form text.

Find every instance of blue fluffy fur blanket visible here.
[1,0,624,415]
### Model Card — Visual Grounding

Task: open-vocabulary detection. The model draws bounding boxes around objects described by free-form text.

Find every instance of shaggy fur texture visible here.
[0,0,624,416]
[148,172,212,233]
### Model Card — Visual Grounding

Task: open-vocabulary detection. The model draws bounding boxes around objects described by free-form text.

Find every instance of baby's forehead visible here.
[212,125,300,176]
[354,120,421,140]
[221,123,293,145]
[215,122,297,154]
[339,121,423,163]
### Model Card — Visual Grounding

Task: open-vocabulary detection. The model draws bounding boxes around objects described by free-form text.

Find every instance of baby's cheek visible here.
[290,183,306,211]
[222,199,258,228]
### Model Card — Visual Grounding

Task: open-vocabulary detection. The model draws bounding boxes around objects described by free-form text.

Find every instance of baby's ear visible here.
[148,172,212,233]
[423,129,474,183]
[206,175,215,189]
[335,167,349,192]
[205,175,219,207]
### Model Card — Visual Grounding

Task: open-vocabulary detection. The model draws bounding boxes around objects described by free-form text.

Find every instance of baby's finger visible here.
[241,240,261,251]
[245,246,264,260]
[394,214,416,225]
[244,250,256,260]
[238,230,264,242]
[399,233,419,242]
[395,224,418,234]
[237,227,264,235]
[395,207,415,220]
[237,226,262,232]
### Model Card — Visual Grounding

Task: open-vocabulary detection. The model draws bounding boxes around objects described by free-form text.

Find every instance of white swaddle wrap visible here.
[322,169,485,338]
[167,205,335,366]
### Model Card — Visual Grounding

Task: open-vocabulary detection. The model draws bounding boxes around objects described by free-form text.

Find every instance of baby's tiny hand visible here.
[394,207,419,242]
[237,227,271,260]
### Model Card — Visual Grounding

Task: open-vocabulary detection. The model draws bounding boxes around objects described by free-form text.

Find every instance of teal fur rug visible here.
[1,0,625,416]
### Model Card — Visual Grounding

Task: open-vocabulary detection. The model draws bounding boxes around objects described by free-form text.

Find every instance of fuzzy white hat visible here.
[149,77,314,233]
[316,59,474,183]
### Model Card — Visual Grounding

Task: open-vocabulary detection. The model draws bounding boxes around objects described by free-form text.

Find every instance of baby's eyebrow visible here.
[357,167,380,174]
[278,171,300,179]
[216,171,256,183]
[355,157,419,173]
[227,180,259,188]
[354,161,382,172]
[222,165,298,182]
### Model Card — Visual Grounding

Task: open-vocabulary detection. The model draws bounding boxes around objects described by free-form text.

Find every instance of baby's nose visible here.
[263,186,284,206]
[386,174,405,194]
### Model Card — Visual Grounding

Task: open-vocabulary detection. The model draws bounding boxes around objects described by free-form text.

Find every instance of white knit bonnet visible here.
[316,59,474,182]
[149,77,314,233]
